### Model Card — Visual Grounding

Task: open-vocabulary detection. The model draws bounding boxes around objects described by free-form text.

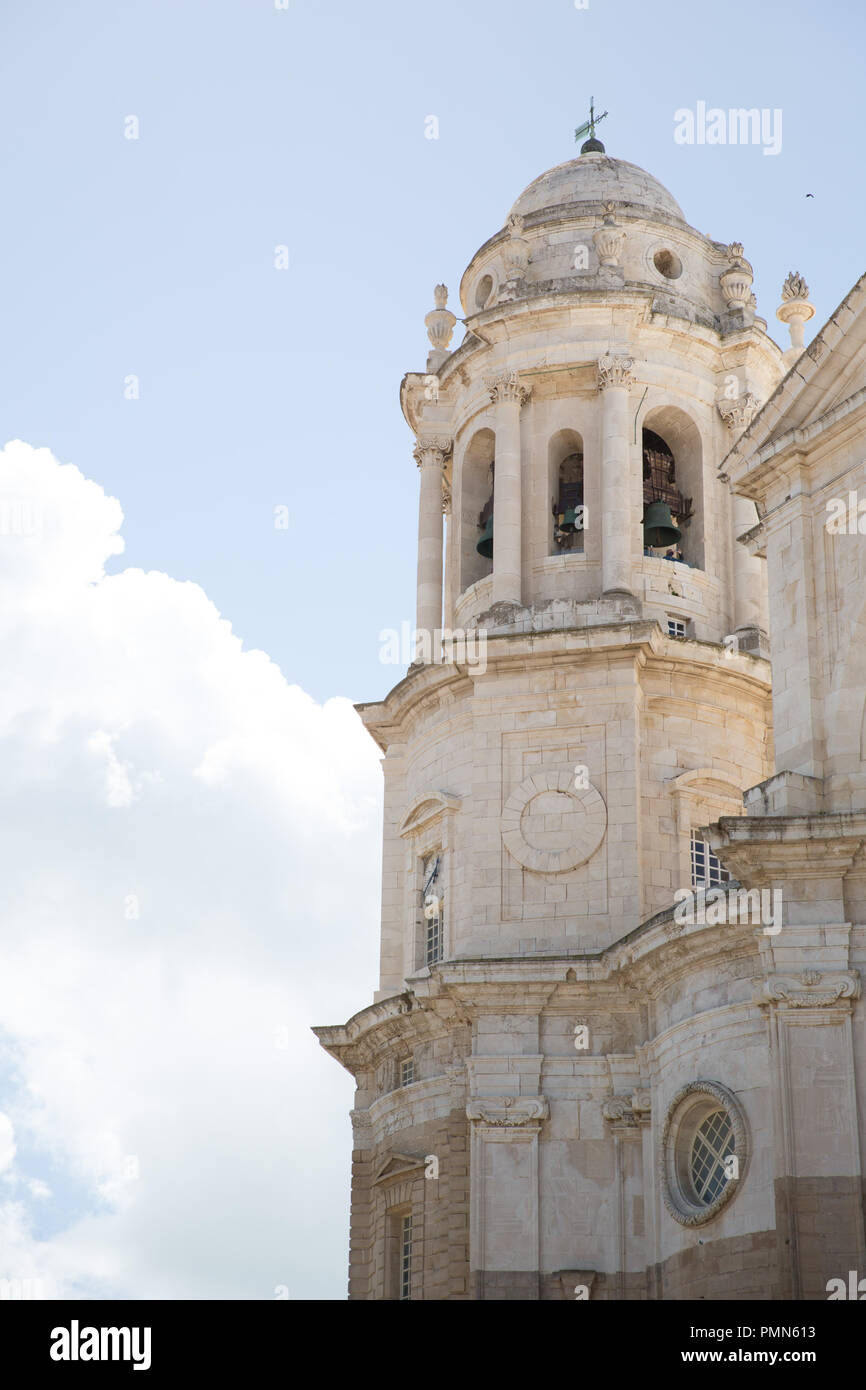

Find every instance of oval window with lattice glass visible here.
[689,1108,734,1207]
[661,1081,747,1227]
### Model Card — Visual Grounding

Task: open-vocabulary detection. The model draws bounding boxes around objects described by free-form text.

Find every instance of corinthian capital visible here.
[717,393,762,432]
[486,371,531,407]
[413,435,452,468]
[597,353,635,390]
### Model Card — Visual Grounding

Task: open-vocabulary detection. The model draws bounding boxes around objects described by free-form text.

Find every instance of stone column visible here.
[718,394,765,640]
[466,1094,548,1300]
[597,354,635,597]
[488,373,531,608]
[603,1090,652,1300]
[442,480,455,631]
[413,436,450,661]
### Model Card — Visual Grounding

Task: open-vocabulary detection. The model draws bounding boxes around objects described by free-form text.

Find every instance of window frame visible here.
[661,1081,748,1227]
[690,829,731,890]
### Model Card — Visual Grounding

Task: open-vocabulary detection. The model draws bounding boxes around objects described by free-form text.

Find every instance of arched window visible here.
[548,429,585,556]
[642,428,693,563]
[641,409,705,570]
[459,429,495,593]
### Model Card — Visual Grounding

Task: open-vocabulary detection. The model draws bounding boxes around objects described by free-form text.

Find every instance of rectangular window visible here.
[690,831,730,888]
[400,1214,412,1301]
[400,1058,414,1087]
[421,852,444,966]
[667,617,687,639]
[425,909,442,966]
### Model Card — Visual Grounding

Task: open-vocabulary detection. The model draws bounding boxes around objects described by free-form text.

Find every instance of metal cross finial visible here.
[574,97,608,144]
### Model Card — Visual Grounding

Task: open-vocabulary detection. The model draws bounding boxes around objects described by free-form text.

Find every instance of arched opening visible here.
[641,411,704,569]
[548,429,585,555]
[459,428,495,594]
[475,274,494,310]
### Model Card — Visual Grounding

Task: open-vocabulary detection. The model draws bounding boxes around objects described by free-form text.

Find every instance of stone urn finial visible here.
[776,271,815,364]
[781,271,810,302]
[424,285,457,370]
[719,242,754,311]
[593,202,626,268]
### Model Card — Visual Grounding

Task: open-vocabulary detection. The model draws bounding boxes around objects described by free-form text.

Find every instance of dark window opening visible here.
[476,463,494,561]
[552,452,585,552]
[642,429,693,563]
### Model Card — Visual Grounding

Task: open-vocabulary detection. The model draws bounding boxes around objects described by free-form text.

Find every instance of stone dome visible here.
[509,153,686,223]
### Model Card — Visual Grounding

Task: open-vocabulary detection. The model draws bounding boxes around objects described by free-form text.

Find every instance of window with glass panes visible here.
[690,830,730,889]
[690,1108,734,1206]
[421,852,443,966]
[400,1214,412,1300]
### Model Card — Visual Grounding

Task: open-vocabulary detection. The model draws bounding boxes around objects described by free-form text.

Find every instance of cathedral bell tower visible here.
[315,134,792,1300]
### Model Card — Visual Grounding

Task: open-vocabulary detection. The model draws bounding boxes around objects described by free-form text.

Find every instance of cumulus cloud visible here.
[0,441,382,1299]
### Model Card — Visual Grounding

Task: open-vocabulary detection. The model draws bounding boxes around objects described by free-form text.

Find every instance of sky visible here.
[0,0,863,1301]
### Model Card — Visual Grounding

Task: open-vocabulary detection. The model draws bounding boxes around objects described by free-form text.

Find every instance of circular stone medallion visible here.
[500,770,607,874]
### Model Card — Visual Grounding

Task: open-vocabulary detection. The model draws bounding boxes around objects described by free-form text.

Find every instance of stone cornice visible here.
[709,812,866,883]
[355,624,770,753]
[312,991,471,1072]
[314,916,769,1077]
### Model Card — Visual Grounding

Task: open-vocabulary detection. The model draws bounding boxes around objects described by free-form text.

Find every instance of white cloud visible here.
[0,441,382,1298]
[0,1114,15,1174]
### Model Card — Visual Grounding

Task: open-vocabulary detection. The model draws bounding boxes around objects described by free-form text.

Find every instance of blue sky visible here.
[0,0,863,1301]
[1,0,862,706]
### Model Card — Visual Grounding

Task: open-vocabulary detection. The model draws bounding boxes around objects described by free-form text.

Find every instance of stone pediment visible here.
[398,791,461,838]
[372,1153,428,1186]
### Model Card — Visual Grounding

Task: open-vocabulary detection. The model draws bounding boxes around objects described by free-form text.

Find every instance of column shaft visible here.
[413,437,449,660]
[598,355,635,596]
[489,374,530,607]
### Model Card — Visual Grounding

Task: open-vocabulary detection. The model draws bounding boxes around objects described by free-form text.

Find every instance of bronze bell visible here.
[643,501,682,549]
[476,516,493,558]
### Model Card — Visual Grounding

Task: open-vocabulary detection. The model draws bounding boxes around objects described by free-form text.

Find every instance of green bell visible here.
[643,501,682,549]
[559,507,576,533]
[476,516,493,558]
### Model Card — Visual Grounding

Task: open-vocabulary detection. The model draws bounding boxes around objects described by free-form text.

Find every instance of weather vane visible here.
[574,97,608,147]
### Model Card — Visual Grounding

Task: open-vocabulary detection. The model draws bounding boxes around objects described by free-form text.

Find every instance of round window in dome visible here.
[653,249,683,280]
